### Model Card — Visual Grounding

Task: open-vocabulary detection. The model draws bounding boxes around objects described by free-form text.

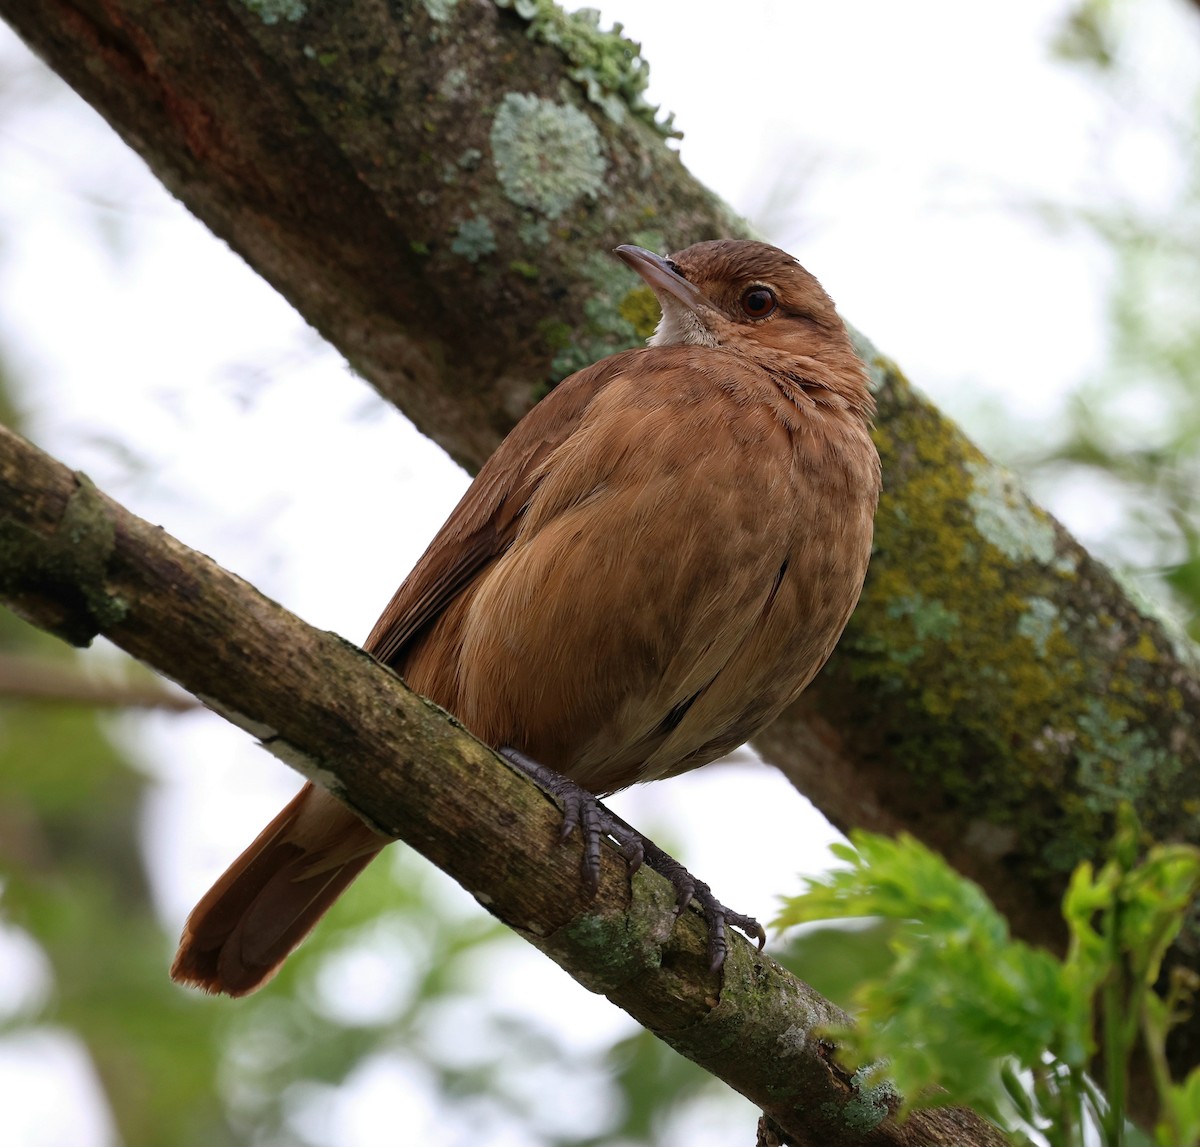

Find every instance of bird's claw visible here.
[641,839,766,971]
[500,745,762,970]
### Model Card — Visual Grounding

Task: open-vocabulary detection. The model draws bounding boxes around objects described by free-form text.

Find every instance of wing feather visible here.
[363,351,636,665]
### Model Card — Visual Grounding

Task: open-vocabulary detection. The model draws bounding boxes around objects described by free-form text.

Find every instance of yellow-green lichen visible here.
[240,0,307,24]
[493,0,679,136]
[841,374,1093,804]
[490,93,607,221]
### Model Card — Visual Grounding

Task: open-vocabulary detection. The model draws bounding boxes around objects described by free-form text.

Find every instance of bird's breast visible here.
[405,357,879,794]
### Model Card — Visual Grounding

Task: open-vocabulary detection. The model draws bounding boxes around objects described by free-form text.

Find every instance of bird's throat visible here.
[649,303,719,349]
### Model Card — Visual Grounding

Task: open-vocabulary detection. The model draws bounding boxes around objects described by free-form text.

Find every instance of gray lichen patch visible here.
[776,1022,812,1055]
[1075,697,1183,811]
[966,461,1057,564]
[239,0,307,25]
[490,93,606,220]
[1016,595,1060,657]
[844,1064,900,1132]
[421,0,459,22]
[451,216,498,262]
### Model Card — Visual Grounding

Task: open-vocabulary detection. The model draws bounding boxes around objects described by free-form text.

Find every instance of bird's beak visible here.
[615,245,710,315]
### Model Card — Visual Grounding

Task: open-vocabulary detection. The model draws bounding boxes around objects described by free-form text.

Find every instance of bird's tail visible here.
[170,783,388,996]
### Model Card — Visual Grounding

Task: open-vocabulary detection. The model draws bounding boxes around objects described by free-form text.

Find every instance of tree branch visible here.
[0,652,198,709]
[0,425,1008,1147]
[1,0,1198,1096]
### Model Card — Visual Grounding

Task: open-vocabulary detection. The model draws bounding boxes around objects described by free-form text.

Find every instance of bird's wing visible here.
[363,351,637,665]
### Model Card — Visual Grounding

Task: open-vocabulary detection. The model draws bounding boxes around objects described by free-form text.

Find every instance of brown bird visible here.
[171,239,881,996]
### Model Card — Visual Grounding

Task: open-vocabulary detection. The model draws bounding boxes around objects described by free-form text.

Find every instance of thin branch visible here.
[0,651,199,710]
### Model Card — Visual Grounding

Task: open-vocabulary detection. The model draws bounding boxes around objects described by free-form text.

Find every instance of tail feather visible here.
[171,783,388,996]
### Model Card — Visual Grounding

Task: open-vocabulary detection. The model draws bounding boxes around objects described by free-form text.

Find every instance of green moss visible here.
[508,260,540,280]
[239,0,307,25]
[489,93,607,221]
[450,216,497,262]
[832,357,1200,892]
[493,0,680,137]
[0,473,127,647]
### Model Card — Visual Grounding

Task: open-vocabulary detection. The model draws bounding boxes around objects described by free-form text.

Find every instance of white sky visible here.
[0,1,1195,1144]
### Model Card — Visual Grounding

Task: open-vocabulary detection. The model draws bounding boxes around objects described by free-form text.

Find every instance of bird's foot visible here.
[499,746,645,890]
[638,837,766,972]
[500,746,766,971]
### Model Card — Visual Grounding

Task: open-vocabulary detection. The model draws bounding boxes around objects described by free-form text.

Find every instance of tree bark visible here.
[0,422,1009,1147]
[1,0,1198,1098]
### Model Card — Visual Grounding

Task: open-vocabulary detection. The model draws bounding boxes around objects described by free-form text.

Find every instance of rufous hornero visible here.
[171,239,881,996]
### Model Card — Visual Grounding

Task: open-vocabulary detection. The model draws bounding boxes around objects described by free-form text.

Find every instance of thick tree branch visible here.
[2,0,1199,1095]
[0,424,1008,1147]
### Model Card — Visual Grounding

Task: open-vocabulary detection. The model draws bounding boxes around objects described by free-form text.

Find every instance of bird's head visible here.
[615,239,871,417]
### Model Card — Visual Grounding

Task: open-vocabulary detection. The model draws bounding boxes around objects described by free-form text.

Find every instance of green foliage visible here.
[775,808,1200,1145]
[772,919,900,1011]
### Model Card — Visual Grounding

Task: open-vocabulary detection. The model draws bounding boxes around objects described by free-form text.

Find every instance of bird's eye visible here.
[740,286,777,319]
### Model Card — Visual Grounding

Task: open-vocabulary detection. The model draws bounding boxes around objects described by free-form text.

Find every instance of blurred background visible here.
[1,1,1198,1144]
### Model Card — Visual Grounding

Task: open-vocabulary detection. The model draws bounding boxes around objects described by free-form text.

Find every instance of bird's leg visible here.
[500,746,766,971]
